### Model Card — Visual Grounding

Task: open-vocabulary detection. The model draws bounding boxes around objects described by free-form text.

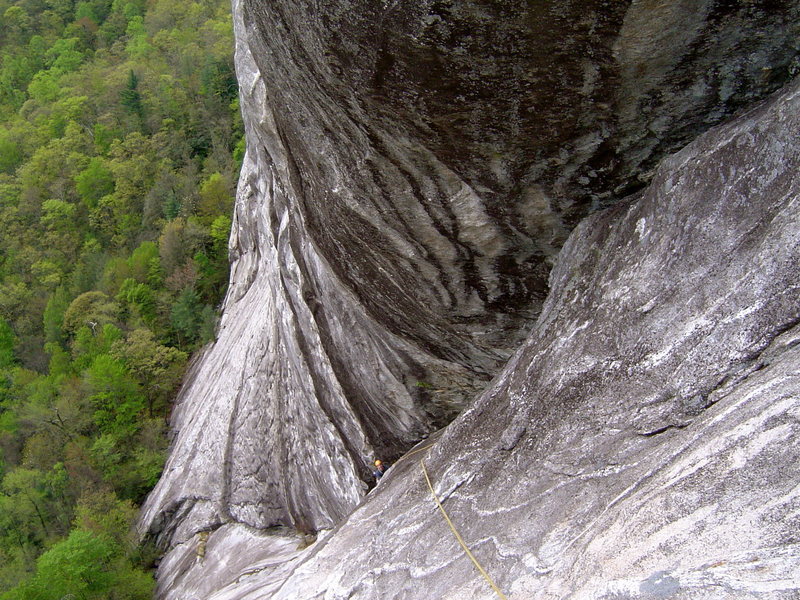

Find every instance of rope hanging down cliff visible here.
[420,459,509,600]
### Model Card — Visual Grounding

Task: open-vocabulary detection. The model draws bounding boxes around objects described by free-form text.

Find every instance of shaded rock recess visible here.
[139,1,800,598]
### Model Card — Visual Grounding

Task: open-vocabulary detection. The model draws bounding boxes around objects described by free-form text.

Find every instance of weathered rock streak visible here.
[211,77,800,600]
[139,1,800,597]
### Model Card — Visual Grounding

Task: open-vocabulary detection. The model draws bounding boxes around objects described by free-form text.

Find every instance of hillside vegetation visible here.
[0,0,239,595]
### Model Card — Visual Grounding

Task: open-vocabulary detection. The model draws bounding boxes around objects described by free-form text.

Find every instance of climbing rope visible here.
[420,459,509,600]
[402,442,437,459]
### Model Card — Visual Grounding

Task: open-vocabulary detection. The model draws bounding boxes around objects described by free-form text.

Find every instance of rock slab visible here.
[139,0,800,597]
[197,79,799,599]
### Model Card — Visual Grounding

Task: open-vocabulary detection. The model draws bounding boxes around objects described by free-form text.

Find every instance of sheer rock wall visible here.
[200,77,800,600]
[139,0,800,597]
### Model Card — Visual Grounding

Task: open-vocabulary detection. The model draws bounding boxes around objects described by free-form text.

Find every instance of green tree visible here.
[74,1,99,24]
[197,171,232,221]
[127,241,159,282]
[71,323,122,369]
[2,7,32,46]
[44,38,84,74]
[116,278,156,324]
[75,157,115,209]
[0,528,154,600]
[169,286,201,345]
[111,328,185,416]
[119,69,143,119]
[0,465,70,548]
[42,288,70,345]
[0,131,22,175]
[73,488,138,545]
[0,0,237,584]
[210,213,231,252]
[62,291,118,337]
[0,318,16,368]
[84,354,143,438]
[124,16,152,59]
[39,199,76,229]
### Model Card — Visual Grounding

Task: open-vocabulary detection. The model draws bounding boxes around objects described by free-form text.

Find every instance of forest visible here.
[0,0,240,596]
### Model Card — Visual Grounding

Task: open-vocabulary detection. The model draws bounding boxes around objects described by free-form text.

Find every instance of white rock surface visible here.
[139,1,800,597]
[156,79,800,599]
[260,79,800,600]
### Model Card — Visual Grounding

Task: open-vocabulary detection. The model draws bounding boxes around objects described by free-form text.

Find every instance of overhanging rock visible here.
[233,78,800,600]
[139,1,800,597]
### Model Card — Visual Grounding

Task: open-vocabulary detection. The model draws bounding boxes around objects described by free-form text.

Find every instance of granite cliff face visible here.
[260,80,800,600]
[139,1,800,597]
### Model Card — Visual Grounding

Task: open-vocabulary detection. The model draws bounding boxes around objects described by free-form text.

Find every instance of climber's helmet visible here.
[374,459,382,467]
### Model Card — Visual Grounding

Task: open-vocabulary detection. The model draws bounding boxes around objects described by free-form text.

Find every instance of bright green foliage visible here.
[233,133,245,165]
[75,157,115,208]
[111,328,186,415]
[0,0,237,588]
[44,38,84,74]
[26,70,60,104]
[120,280,157,323]
[24,530,117,598]
[40,199,76,230]
[72,323,123,370]
[0,528,154,600]
[198,171,233,221]
[211,214,232,250]
[128,241,159,281]
[85,354,143,435]
[62,291,119,336]
[124,17,153,59]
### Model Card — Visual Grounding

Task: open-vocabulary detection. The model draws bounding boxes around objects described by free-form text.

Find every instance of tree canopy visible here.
[0,0,240,591]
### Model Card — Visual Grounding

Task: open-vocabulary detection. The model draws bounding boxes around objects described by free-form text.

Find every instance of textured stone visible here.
[139,0,800,597]
[153,524,307,600]
[195,78,800,599]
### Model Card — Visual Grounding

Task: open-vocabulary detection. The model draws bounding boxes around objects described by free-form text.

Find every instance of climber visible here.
[372,459,388,481]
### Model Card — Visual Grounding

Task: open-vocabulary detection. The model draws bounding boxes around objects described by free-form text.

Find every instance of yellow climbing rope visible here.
[420,459,509,600]
[402,442,437,459]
